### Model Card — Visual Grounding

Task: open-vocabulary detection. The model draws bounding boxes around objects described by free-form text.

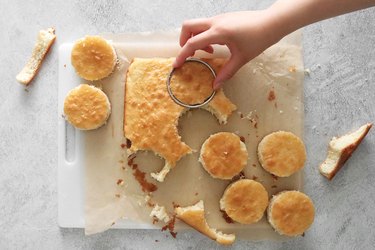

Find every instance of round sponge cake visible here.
[257,131,306,177]
[63,84,111,130]
[268,191,315,236]
[71,36,117,81]
[199,132,248,180]
[220,179,269,224]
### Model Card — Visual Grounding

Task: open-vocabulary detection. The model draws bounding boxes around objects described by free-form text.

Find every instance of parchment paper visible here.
[84,30,304,240]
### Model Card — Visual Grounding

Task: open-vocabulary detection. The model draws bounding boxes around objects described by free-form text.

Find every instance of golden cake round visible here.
[71,36,117,81]
[257,131,306,177]
[63,84,111,130]
[220,179,268,224]
[199,132,248,180]
[268,191,315,236]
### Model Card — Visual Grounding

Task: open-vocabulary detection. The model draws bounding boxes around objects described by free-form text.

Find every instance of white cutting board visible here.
[58,43,156,229]
[57,31,228,229]
[57,43,85,228]
[58,31,304,236]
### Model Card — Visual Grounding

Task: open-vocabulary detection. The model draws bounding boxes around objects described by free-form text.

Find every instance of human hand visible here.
[174,0,375,90]
[173,10,284,89]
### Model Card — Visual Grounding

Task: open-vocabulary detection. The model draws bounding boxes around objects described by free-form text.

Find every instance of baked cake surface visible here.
[124,58,236,181]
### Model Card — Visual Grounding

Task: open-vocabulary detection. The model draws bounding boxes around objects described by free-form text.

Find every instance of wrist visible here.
[258,8,288,46]
[265,0,303,41]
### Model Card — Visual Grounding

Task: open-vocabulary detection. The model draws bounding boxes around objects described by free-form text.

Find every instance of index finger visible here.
[174,31,216,68]
[179,18,211,47]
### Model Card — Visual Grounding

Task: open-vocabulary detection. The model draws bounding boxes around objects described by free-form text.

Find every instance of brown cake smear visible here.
[161,215,177,238]
[120,139,132,149]
[132,168,157,193]
[231,171,245,183]
[126,139,132,149]
[127,154,157,193]
[116,179,124,186]
[221,210,234,224]
[268,88,276,101]
[239,136,246,143]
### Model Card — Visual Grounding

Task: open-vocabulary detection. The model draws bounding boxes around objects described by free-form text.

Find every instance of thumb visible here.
[213,55,244,90]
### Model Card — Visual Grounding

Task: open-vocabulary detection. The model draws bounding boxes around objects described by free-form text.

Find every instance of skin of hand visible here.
[173,11,283,89]
[174,0,375,90]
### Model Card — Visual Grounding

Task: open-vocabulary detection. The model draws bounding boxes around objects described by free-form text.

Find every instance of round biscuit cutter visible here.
[166,58,216,108]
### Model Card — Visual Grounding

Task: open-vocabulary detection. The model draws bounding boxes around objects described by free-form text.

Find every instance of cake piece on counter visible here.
[16,28,56,85]
[319,123,372,180]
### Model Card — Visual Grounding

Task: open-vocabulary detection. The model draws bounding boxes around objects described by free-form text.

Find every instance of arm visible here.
[269,0,375,39]
[174,0,375,89]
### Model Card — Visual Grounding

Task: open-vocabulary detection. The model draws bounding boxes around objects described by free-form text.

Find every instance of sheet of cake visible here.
[84,30,304,240]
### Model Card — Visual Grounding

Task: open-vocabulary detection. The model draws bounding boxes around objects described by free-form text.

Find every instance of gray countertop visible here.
[1,1,374,249]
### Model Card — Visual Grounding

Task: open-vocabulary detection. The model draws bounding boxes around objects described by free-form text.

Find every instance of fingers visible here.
[172,45,213,68]
[173,32,216,68]
[179,18,211,47]
[213,56,245,90]
[174,18,214,68]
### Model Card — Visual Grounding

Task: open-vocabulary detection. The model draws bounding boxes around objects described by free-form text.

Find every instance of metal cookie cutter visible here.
[166,58,216,109]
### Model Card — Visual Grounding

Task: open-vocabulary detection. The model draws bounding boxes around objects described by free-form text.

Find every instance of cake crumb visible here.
[150,204,170,223]
[288,65,296,72]
[243,111,258,128]
[145,195,151,202]
[268,89,276,101]
[239,136,245,143]
[116,179,124,186]
[152,217,159,224]
[172,202,180,209]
